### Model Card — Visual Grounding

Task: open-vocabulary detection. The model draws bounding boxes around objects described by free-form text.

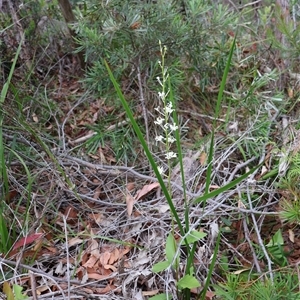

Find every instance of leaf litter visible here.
[3,48,300,300]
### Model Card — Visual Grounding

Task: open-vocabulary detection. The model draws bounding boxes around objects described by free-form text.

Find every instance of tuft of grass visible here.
[215,269,300,300]
[0,39,22,253]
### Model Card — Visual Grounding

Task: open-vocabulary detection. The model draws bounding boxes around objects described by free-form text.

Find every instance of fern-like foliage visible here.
[279,152,300,224]
[287,152,300,182]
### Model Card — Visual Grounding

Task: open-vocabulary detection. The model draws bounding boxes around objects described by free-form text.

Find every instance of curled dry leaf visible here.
[109,248,120,264]
[199,151,207,166]
[32,113,39,123]
[68,237,84,248]
[82,255,99,269]
[126,193,135,216]
[87,271,113,281]
[120,245,131,256]
[99,251,111,266]
[93,187,102,199]
[90,239,100,258]
[76,266,87,282]
[104,264,118,271]
[36,285,50,295]
[289,229,295,243]
[94,284,119,294]
[127,182,135,191]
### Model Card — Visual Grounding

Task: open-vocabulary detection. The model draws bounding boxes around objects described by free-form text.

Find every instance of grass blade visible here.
[205,35,237,196]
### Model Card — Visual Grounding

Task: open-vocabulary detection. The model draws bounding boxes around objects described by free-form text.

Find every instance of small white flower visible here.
[157,166,164,175]
[165,151,177,159]
[165,102,174,114]
[168,136,176,144]
[154,117,164,126]
[155,135,164,142]
[169,123,178,132]
[158,91,165,99]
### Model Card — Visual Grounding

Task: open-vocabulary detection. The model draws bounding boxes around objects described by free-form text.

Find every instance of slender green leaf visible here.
[215,35,237,122]
[193,163,262,204]
[0,215,10,253]
[0,38,22,191]
[200,228,221,300]
[205,34,237,196]
[0,40,22,105]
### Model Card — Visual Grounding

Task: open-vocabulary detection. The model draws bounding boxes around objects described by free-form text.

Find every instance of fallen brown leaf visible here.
[13,233,43,250]
[99,251,111,266]
[109,248,120,264]
[90,239,100,258]
[93,187,102,199]
[127,182,135,191]
[199,151,207,166]
[103,264,118,271]
[68,237,84,247]
[134,182,160,201]
[94,284,118,294]
[82,255,99,268]
[126,193,135,216]
[87,271,112,280]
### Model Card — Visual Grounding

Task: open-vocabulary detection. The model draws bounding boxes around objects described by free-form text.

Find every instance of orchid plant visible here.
[105,36,258,300]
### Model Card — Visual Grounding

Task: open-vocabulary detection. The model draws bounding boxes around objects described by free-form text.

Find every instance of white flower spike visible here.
[169,123,178,132]
[165,152,177,160]
[155,135,164,143]
[154,117,164,126]
[168,136,176,144]
[165,103,174,114]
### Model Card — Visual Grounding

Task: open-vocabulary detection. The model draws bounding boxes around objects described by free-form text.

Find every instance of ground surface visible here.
[2,1,300,299]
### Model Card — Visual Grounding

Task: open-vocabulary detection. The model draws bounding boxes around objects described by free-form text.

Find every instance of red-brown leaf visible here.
[13,233,43,250]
